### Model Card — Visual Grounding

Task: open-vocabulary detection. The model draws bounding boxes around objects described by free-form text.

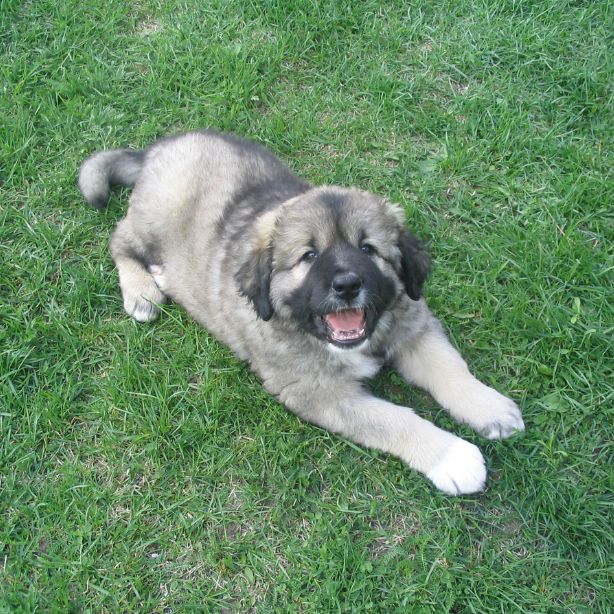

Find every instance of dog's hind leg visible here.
[109,219,166,322]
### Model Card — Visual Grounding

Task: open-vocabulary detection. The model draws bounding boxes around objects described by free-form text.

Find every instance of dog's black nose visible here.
[332,272,362,300]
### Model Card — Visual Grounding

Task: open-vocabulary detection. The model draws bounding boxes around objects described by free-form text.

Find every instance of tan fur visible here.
[78,130,524,495]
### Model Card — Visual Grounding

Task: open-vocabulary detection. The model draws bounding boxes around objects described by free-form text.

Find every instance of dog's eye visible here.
[301,250,318,263]
[360,243,377,256]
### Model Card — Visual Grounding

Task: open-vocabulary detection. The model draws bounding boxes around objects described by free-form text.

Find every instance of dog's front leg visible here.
[276,380,487,495]
[393,323,524,440]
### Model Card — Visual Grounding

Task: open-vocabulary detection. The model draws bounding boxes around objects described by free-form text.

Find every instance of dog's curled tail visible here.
[78,148,146,209]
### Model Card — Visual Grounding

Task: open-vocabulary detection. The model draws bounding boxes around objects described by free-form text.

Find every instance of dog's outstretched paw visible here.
[426,439,487,495]
[478,398,525,440]
[471,389,525,440]
[452,384,525,440]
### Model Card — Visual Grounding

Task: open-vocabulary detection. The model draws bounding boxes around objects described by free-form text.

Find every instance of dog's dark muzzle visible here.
[287,243,397,348]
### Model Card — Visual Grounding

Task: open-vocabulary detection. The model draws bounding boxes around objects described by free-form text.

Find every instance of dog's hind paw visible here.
[426,439,486,495]
[122,281,166,322]
[125,296,161,322]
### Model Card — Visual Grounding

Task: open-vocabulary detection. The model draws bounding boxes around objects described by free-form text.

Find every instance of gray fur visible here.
[78,129,524,494]
[78,149,145,209]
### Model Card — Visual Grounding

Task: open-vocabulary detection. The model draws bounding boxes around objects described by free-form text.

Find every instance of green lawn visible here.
[1,0,612,611]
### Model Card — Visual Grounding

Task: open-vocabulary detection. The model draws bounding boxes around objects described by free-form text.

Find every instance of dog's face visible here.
[237,187,431,348]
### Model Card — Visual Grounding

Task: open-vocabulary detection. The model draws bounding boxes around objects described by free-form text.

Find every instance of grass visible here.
[1,0,613,610]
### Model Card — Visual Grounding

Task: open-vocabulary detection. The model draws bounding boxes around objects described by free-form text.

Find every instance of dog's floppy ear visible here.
[236,209,277,321]
[237,246,274,320]
[397,229,431,300]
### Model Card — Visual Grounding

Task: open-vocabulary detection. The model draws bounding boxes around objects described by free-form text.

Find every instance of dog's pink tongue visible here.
[324,309,366,340]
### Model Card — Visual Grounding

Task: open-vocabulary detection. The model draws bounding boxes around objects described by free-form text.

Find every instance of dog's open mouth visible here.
[321,308,367,345]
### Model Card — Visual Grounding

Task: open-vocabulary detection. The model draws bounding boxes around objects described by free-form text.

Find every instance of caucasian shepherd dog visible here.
[78,130,524,494]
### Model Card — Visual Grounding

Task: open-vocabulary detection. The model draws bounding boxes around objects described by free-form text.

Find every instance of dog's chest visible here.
[327,344,382,380]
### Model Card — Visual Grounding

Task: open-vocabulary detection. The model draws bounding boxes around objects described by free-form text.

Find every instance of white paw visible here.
[479,400,524,439]
[122,278,165,322]
[471,388,525,440]
[124,295,161,322]
[426,439,486,495]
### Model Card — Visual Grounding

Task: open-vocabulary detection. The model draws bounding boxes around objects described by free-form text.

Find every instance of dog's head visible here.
[237,187,430,348]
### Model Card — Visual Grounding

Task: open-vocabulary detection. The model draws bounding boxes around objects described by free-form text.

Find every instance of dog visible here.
[78,130,524,495]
